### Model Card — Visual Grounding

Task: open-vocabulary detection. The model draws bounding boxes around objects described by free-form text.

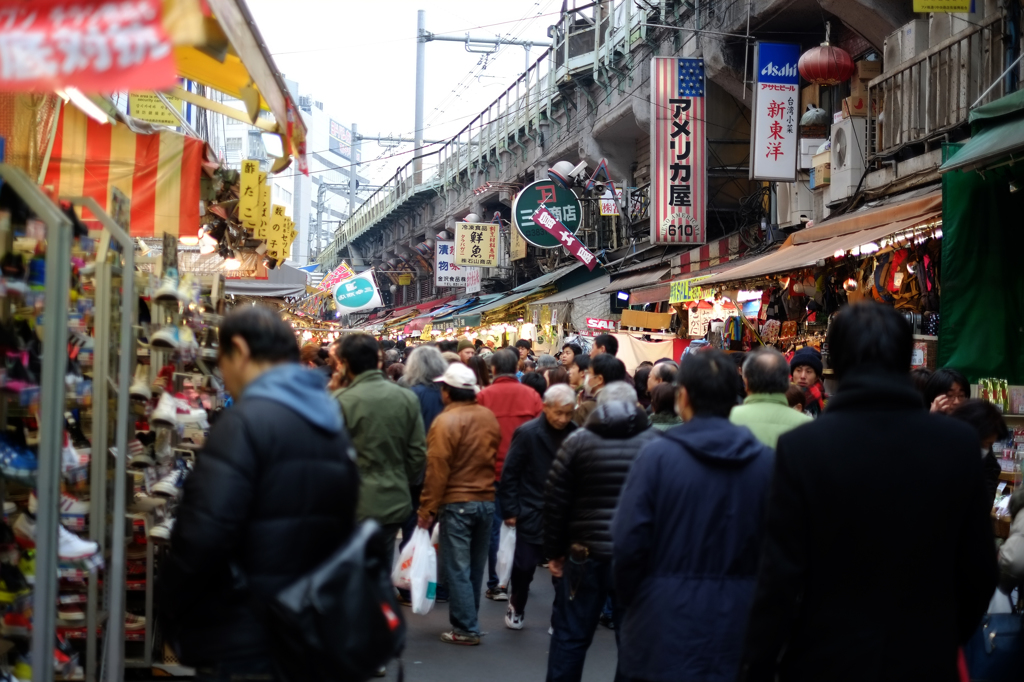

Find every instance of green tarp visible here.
[939,142,1024,383]
[940,90,1024,173]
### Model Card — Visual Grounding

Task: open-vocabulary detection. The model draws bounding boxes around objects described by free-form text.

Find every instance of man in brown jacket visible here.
[418,362,501,646]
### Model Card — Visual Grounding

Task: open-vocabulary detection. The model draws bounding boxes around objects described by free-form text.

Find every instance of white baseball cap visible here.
[434,363,480,393]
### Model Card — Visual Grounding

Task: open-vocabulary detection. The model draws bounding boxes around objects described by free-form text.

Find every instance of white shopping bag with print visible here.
[409,527,437,615]
[391,532,415,590]
[496,523,516,589]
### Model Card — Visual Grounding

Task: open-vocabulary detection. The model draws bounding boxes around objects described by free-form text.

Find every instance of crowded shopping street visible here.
[0,1,1022,681]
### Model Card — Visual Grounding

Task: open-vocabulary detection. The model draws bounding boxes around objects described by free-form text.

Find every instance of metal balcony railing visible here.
[869,12,1006,159]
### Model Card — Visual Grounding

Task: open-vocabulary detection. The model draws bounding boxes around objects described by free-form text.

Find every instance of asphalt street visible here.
[383,569,619,682]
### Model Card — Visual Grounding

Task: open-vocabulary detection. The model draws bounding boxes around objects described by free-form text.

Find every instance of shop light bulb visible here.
[199,242,216,255]
[834,249,845,259]
[843,278,858,292]
[223,257,241,271]
[60,87,110,124]
[179,235,199,246]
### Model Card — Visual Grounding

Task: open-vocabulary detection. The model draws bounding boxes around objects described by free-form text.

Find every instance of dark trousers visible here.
[487,482,502,589]
[508,540,544,616]
[195,659,276,682]
[546,557,621,682]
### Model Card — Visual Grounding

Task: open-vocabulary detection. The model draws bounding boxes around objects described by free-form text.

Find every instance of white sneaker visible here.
[152,468,188,498]
[153,269,181,302]
[149,326,181,350]
[176,272,196,305]
[129,365,151,401]
[28,492,89,530]
[151,392,180,428]
[505,605,524,630]
[3,501,15,515]
[13,514,98,560]
[149,518,174,541]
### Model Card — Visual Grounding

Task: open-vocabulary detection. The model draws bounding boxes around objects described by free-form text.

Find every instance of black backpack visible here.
[266,520,406,682]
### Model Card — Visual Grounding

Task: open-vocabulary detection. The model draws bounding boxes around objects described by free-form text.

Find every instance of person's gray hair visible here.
[597,381,638,405]
[383,348,401,366]
[403,345,448,387]
[536,354,559,370]
[543,383,576,407]
[742,347,791,394]
[652,361,678,383]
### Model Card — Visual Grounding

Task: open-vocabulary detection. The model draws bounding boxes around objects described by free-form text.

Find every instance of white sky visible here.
[246,0,561,185]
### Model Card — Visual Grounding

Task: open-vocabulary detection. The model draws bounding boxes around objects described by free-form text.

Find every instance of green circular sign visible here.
[333,274,376,309]
[512,179,583,249]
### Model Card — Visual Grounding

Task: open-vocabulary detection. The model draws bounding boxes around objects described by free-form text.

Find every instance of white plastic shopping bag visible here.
[408,527,437,615]
[495,523,516,589]
[391,533,415,591]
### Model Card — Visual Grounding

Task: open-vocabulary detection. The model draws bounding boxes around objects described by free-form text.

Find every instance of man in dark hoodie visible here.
[160,306,358,678]
[544,381,656,682]
[612,350,774,682]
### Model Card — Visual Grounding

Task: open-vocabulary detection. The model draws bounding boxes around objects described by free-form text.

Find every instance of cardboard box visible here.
[850,78,869,101]
[855,59,881,82]
[811,150,831,167]
[842,96,869,118]
[620,309,672,330]
[811,163,831,188]
[800,84,820,113]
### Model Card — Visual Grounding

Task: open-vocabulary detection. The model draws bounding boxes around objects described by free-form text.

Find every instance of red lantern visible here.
[799,23,854,86]
[799,43,854,86]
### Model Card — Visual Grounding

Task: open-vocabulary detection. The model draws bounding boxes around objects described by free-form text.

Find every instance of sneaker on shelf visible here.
[199,328,218,360]
[176,272,197,305]
[485,587,508,601]
[57,605,84,622]
[28,492,88,531]
[150,392,180,428]
[151,364,174,395]
[13,514,98,560]
[149,517,175,540]
[18,550,34,585]
[124,613,146,631]
[0,564,29,603]
[174,395,208,424]
[126,543,147,560]
[149,326,181,350]
[505,604,524,630]
[12,658,31,682]
[153,268,181,303]
[129,443,155,469]
[3,501,15,515]
[178,327,199,354]
[129,365,151,401]
[152,465,188,498]
[0,446,37,479]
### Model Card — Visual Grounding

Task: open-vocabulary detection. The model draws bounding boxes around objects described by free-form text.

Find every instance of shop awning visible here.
[536,274,613,303]
[224,263,308,298]
[698,190,942,286]
[511,263,585,292]
[601,267,670,294]
[44,104,205,237]
[940,90,1024,174]
[433,294,508,324]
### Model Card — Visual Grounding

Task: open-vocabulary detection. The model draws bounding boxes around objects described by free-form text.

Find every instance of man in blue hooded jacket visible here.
[159,305,359,679]
[611,349,774,682]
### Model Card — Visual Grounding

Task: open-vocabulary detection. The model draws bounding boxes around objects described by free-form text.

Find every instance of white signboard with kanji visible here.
[750,43,800,181]
[435,240,478,289]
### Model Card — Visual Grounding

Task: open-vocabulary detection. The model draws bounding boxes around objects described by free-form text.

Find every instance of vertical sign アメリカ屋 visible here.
[651,57,706,245]
[750,43,801,181]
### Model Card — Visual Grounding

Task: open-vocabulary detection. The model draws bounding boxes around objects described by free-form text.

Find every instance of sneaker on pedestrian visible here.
[149,518,174,540]
[485,587,508,601]
[505,605,524,630]
[598,612,615,630]
[129,365,151,401]
[440,631,480,646]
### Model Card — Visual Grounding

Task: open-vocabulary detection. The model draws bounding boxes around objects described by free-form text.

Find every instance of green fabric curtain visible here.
[939,142,1024,383]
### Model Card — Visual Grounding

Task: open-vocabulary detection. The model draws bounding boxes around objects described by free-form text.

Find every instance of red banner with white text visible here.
[0,0,177,93]
[531,206,598,271]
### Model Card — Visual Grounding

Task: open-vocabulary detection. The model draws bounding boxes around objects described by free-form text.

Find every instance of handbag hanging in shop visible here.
[963,593,1024,682]
[266,520,407,682]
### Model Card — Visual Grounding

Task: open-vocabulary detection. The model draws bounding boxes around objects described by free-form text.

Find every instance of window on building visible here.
[225,137,242,152]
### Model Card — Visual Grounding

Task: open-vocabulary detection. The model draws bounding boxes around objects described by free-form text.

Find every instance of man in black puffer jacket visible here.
[159,306,359,680]
[544,381,657,682]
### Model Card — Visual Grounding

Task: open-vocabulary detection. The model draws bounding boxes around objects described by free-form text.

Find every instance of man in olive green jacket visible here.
[730,348,811,449]
[335,334,426,558]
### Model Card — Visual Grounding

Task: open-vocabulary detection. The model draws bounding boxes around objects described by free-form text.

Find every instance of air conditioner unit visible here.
[777,175,815,228]
[829,117,868,203]
[884,19,928,69]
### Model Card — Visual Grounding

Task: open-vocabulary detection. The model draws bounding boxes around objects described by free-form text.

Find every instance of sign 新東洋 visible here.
[454,223,499,267]
[750,42,800,181]
[512,180,583,248]
[651,57,706,244]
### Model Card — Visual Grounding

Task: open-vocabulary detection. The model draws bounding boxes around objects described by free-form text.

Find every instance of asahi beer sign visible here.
[651,57,706,244]
[750,42,800,182]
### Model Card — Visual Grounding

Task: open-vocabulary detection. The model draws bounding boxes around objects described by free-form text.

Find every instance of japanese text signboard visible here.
[0,0,178,93]
[651,57,706,244]
[600,188,623,217]
[129,91,182,126]
[531,206,597,271]
[465,266,481,294]
[512,180,583,248]
[435,240,478,289]
[318,261,355,291]
[454,222,499,267]
[750,43,800,181]
[913,0,972,10]
[333,271,382,313]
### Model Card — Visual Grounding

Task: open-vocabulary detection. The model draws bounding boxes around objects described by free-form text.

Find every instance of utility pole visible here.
[414,9,426,185]
[348,122,358,228]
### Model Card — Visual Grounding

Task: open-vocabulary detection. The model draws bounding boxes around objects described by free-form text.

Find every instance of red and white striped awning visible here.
[630,233,748,304]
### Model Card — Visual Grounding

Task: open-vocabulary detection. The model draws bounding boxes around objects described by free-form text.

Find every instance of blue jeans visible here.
[547,557,621,682]
[439,500,494,635]
[487,483,502,589]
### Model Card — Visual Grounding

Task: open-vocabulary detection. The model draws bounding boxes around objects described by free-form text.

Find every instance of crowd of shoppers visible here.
[161,303,1003,682]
